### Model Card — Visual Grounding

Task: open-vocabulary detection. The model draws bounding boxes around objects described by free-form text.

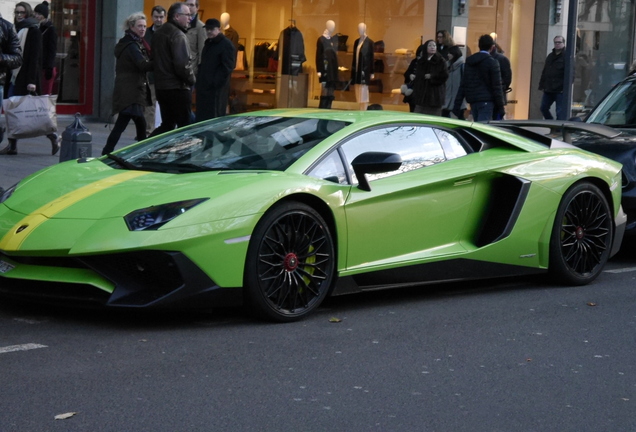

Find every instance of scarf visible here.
[126,29,151,58]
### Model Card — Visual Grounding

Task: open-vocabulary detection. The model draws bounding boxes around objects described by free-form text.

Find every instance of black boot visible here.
[47,133,60,156]
[0,138,17,155]
[318,96,328,109]
[324,96,335,109]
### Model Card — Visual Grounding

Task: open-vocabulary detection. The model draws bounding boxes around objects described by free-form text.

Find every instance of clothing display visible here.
[316,34,338,85]
[351,35,374,85]
[224,26,239,51]
[279,25,306,76]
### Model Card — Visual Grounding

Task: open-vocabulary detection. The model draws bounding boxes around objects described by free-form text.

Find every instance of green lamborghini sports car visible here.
[0,110,627,321]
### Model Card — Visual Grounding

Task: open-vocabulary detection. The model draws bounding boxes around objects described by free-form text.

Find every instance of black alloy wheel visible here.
[244,201,336,322]
[549,182,613,285]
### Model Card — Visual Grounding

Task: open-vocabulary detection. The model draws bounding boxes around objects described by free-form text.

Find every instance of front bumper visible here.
[0,250,243,308]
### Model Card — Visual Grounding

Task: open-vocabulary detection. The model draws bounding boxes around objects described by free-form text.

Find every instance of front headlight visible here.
[124,198,208,231]
[0,184,17,204]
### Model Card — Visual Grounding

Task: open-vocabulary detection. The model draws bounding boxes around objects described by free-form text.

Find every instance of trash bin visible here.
[59,113,92,162]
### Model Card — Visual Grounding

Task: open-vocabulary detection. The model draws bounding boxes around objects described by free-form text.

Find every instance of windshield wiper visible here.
[106,153,140,170]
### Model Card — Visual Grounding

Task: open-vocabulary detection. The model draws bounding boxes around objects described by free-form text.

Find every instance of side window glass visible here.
[341,126,446,182]
[434,128,468,160]
[307,151,348,184]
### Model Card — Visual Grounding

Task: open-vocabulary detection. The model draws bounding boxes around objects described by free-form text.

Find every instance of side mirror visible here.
[351,152,402,191]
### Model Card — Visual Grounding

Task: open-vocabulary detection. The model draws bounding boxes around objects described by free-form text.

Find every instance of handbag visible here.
[2,93,57,139]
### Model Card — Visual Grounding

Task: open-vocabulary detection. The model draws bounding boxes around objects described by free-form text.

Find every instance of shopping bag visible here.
[2,94,57,139]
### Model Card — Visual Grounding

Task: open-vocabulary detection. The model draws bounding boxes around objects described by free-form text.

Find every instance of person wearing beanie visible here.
[33,1,57,95]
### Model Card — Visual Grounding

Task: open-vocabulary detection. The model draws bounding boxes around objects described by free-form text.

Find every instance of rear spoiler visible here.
[489,120,621,144]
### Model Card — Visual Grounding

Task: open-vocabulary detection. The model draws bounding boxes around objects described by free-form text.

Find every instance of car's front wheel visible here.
[549,182,613,285]
[244,201,336,322]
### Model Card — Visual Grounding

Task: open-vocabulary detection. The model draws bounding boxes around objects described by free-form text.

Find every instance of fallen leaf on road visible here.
[329,317,342,323]
[54,412,78,420]
[526,358,532,362]
[587,302,597,307]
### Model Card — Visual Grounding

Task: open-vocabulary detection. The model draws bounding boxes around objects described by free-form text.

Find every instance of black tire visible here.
[549,182,613,285]
[244,201,336,322]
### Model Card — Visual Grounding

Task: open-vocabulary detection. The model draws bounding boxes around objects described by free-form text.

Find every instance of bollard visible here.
[59,113,92,162]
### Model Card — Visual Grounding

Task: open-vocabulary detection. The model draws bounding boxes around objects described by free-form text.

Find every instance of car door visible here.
[339,124,489,272]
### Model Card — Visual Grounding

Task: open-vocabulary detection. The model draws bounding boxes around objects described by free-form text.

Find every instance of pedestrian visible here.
[143,5,165,135]
[0,11,22,150]
[436,30,454,59]
[453,34,504,122]
[538,35,566,120]
[411,39,448,116]
[195,18,235,122]
[33,1,56,95]
[147,2,196,138]
[184,1,206,77]
[101,12,153,155]
[491,43,511,119]
[0,2,58,156]
[441,45,465,119]
[402,44,425,113]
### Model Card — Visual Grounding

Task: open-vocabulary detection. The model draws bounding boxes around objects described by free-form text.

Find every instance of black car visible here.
[493,75,636,232]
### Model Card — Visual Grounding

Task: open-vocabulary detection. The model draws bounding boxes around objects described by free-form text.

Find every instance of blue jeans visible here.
[471,101,494,122]
[540,92,565,120]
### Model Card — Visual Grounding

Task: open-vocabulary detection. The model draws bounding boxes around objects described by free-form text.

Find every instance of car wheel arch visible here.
[274,193,339,255]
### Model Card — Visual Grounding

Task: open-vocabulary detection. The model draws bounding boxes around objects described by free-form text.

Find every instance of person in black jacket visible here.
[539,35,566,120]
[491,43,511,119]
[402,44,425,112]
[33,1,56,95]
[0,12,23,153]
[142,5,165,134]
[411,39,448,116]
[101,12,153,155]
[453,34,504,122]
[1,2,58,156]
[195,18,235,121]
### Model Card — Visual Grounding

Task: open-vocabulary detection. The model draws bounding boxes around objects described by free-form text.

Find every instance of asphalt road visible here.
[1,245,636,431]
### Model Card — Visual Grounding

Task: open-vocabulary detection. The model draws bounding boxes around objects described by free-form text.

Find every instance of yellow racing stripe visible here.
[0,171,150,251]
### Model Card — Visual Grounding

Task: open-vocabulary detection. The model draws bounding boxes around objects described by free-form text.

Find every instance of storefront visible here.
[4,0,627,119]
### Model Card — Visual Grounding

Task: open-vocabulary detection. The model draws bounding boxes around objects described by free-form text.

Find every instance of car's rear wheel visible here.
[549,182,613,285]
[244,201,336,322]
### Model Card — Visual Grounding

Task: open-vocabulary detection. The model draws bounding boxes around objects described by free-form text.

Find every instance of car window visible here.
[340,125,463,183]
[434,128,469,159]
[587,79,636,127]
[307,151,348,184]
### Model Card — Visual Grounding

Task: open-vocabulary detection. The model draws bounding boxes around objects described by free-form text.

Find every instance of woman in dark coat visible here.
[102,12,153,155]
[412,39,449,116]
[0,2,58,156]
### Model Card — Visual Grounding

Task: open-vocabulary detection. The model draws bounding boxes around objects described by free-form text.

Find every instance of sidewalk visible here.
[0,115,139,190]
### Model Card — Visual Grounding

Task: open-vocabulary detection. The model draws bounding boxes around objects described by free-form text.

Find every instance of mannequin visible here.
[316,20,338,109]
[221,12,239,52]
[351,23,374,110]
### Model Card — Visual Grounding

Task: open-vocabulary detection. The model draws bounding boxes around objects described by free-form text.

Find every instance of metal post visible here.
[563,0,579,119]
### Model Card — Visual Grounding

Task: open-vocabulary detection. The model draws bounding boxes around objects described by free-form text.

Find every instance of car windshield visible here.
[587,78,636,127]
[108,116,349,173]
